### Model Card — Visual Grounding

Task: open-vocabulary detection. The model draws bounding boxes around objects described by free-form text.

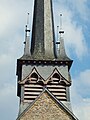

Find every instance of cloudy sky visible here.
[0,0,90,120]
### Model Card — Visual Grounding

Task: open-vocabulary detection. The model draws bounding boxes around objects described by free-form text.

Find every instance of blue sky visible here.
[0,0,90,120]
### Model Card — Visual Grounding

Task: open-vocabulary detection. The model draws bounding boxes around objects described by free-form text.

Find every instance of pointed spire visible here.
[24,13,30,56]
[31,0,55,59]
[56,14,71,61]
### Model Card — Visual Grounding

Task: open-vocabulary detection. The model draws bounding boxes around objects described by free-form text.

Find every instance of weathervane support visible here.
[24,13,30,55]
[59,14,64,34]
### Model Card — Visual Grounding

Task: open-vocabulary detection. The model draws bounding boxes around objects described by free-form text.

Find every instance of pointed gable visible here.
[18,67,71,103]
[17,89,78,120]
[45,68,71,86]
[18,67,44,103]
[19,67,44,85]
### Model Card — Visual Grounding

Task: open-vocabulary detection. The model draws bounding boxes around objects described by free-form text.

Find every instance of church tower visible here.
[16,0,78,120]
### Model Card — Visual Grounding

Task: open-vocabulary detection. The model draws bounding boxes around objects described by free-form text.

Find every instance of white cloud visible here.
[72,98,90,120]
[0,0,34,37]
[53,0,88,59]
[78,69,90,85]
[0,1,34,119]
[74,69,90,97]
[71,69,90,120]
[0,0,88,60]
[64,15,88,59]
[67,0,89,21]
[0,83,19,120]
[54,0,90,21]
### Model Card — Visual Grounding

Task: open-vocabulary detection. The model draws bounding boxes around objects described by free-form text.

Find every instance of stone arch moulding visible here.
[45,68,71,86]
[18,67,45,85]
[18,67,71,86]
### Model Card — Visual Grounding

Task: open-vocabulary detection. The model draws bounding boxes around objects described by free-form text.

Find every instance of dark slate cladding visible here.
[31,0,44,57]
[20,0,72,62]
[30,0,55,59]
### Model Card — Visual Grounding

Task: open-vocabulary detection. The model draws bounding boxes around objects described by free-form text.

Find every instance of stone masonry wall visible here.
[20,92,74,120]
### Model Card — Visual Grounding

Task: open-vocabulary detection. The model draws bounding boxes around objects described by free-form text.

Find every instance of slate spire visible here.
[31,0,55,59]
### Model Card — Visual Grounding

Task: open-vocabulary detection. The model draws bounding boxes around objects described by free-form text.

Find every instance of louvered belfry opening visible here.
[47,73,67,101]
[23,68,67,103]
[24,72,43,103]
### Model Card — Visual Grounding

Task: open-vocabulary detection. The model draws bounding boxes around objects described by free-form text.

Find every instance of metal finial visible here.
[24,13,30,55]
[56,26,60,45]
[60,14,62,30]
[59,13,64,34]
[56,26,60,44]
[25,13,30,33]
[27,13,30,25]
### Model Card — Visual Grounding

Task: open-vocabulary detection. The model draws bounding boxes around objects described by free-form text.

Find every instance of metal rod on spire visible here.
[59,14,64,34]
[56,26,60,44]
[57,26,59,42]
[24,13,30,55]
[27,13,29,26]
[56,26,60,58]
[25,13,30,36]
[60,14,62,30]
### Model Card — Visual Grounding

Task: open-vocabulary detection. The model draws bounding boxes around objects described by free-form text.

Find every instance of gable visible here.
[19,67,45,84]
[18,91,75,120]
[18,67,71,103]
[19,67,70,86]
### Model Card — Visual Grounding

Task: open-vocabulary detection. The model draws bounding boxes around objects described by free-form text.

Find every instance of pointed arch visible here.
[23,67,44,103]
[50,73,60,84]
[31,72,38,79]
[45,68,71,86]
[31,72,38,80]
[18,67,45,85]
[52,73,60,80]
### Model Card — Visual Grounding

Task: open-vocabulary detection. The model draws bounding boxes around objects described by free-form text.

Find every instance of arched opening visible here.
[52,73,60,83]
[31,73,38,81]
